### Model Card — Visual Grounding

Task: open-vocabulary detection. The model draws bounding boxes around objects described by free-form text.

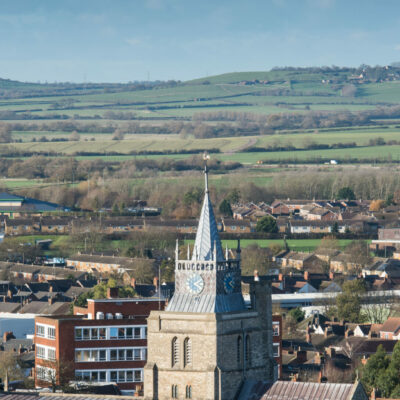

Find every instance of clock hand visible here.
[193,280,202,289]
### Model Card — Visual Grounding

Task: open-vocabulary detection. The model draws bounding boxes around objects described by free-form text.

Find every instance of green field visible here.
[185,238,359,252]
[6,124,400,162]
[2,69,400,165]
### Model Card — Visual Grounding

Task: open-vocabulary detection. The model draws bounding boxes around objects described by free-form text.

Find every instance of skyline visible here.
[1,0,400,83]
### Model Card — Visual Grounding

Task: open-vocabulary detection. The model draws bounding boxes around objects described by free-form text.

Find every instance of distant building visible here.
[0,192,68,217]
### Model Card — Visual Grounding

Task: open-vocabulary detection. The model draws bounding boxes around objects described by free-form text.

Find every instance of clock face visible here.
[224,272,235,294]
[186,274,204,295]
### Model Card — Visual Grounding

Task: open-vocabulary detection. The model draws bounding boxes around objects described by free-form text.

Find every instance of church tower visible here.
[144,157,276,400]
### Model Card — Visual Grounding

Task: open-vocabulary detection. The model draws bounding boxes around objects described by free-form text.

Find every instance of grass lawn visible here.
[185,238,363,252]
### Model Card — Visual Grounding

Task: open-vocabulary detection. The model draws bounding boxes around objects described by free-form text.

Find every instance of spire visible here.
[175,239,179,260]
[191,154,224,262]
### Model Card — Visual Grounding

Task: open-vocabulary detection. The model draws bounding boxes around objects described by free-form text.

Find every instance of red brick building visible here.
[34,295,165,395]
[272,314,282,378]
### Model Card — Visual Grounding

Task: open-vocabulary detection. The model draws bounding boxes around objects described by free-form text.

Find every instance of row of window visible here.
[171,385,192,399]
[75,369,142,383]
[171,337,191,367]
[75,326,146,341]
[36,324,56,339]
[75,348,146,362]
[36,345,56,361]
[36,366,56,382]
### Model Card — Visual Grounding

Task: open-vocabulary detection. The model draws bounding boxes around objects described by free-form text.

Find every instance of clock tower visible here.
[144,157,276,400]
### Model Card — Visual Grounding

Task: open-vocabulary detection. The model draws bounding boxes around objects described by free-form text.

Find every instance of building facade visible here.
[144,164,276,400]
[34,296,165,395]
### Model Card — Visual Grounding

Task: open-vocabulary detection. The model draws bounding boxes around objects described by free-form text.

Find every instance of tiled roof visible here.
[380,317,400,333]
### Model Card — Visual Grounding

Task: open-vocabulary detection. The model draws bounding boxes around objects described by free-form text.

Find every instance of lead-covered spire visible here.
[191,154,224,262]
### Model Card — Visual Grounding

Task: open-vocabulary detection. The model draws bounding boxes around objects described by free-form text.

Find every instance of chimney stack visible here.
[3,332,14,342]
[153,277,159,288]
[107,287,119,299]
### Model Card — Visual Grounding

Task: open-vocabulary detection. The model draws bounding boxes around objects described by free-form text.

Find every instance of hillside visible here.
[1,66,400,164]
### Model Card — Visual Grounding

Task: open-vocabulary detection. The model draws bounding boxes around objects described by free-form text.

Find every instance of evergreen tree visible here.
[337,187,356,200]
[219,199,233,217]
[362,345,390,393]
[336,279,366,322]
[255,216,278,233]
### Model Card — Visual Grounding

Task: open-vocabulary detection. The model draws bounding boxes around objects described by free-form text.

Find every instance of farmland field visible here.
[2,69,400,166]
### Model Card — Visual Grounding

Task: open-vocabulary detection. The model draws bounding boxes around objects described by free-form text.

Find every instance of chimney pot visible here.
[254,270,259,281]
[131,278,136,289]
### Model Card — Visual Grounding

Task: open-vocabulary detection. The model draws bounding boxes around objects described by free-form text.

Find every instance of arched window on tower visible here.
[245,335,251,366]
[237,336,242,367]
[184,337,192,367]
[172,337,179,367]
[186,385,192,399]
[172,385,178,398]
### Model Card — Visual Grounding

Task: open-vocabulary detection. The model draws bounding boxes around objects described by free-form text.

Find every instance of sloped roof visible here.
[0,192,23,201]
[192,184,224,262]
[18,301,71,315]
[239,380,367,400]
[380,317,400,333]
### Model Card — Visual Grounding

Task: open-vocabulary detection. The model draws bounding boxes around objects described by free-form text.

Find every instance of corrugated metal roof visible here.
[239,380,366,400]
[239,381,362,400]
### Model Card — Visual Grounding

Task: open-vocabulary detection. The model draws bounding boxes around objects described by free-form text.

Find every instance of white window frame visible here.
[273,321,280,336]
[273,343,280,357]
[75,368,143,383]
[75,347,146,362]
[36,365,56,382]
[36,323,56,340]
[75,325,146,341]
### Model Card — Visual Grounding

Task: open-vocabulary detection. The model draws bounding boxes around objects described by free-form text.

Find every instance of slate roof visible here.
[18,301,71,315]
[192,182,224,262]
[0,303,21,312]
[238,380,367,400]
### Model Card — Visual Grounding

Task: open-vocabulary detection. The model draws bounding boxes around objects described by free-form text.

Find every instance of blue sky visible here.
[1,0,400,82]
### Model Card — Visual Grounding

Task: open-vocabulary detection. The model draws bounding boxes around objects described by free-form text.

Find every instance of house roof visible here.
[0,303,21,312]
[380,317,400,334]
[18,301,71,315]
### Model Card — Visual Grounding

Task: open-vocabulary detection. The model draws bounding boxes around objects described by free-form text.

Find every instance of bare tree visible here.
[0,351,24,391]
